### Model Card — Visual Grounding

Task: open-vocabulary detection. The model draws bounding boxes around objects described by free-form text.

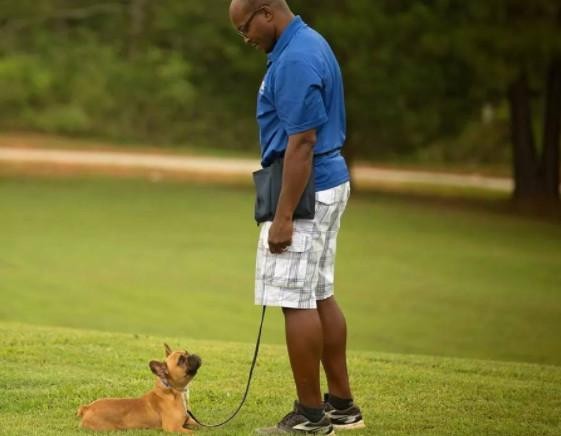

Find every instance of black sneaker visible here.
[324,394,365,430]
[255,401,335,435]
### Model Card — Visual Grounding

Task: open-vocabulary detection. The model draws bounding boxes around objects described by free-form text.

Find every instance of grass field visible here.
[1,322,560,435]
[1,174,561,435]
[1,176,560,367]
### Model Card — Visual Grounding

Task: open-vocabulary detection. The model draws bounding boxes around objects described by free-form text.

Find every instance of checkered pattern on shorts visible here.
[255,182,350,309]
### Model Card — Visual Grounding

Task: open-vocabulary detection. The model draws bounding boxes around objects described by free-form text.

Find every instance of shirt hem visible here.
[315,174,350,192]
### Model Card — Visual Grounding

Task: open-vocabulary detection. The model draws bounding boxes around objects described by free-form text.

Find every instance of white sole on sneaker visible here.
[333,420,366,430]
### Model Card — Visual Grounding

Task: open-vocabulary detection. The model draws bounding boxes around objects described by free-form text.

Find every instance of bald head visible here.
[230,0,290,16]
[229,0,294,53]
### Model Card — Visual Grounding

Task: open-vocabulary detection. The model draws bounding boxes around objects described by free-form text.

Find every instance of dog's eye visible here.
[178,355,186,366]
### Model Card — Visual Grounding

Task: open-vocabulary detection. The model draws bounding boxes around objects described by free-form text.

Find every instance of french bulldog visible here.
[77,344,202,433]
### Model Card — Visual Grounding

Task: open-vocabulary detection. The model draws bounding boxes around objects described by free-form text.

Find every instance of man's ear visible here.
[164,343,173,357]
[262,6,273,22]
[149,360,168,379]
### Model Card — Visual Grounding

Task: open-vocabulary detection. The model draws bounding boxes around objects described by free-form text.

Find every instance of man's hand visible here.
[267,128,315,254]
[268,217,293,254]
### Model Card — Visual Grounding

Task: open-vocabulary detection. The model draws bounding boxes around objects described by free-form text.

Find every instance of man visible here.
[229,1,365,434]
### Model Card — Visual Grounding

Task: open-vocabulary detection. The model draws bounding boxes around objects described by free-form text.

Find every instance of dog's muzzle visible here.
[187,354,202,376]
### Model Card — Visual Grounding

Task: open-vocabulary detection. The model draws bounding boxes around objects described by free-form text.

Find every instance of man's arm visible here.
[267,128,316,254]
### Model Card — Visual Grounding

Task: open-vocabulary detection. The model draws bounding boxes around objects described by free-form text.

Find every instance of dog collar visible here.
[182,387,190,414]
[159,377,187,393]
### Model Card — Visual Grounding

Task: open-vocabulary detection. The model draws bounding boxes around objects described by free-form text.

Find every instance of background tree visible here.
[297,0,561,203]
[438,0,561,203]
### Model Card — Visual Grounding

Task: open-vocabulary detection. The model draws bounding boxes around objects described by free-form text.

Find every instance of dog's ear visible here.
[164,343,173,357]
[149,360,168,378]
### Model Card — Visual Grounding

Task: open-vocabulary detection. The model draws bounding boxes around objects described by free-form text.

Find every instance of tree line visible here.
[0,0,559,202]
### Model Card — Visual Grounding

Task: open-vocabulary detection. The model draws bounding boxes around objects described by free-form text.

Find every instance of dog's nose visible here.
[187,354,202,374]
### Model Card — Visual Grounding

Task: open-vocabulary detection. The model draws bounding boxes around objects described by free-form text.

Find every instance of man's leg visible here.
[282,307,323,408]
[317,296,352,399]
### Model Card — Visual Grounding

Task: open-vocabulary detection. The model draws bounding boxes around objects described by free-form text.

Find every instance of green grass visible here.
[1,175,560,435]
[1,322,560,436]
[1,176,560,367]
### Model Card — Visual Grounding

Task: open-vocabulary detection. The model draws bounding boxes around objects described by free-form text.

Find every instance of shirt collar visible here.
[267,16,305,66]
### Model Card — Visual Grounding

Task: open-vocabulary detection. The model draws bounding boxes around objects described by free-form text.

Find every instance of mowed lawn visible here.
[0,176,560,365]
[1,322,560,436]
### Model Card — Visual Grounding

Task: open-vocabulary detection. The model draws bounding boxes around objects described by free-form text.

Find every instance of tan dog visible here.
[77,344,202,433]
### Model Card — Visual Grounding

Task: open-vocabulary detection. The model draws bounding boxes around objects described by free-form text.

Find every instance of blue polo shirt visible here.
[256,16,350,191]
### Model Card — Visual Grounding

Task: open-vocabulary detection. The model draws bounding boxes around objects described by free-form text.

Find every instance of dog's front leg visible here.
[162,417,193,433]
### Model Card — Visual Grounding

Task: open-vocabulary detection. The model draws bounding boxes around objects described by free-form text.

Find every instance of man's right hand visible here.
[268,216,293,254]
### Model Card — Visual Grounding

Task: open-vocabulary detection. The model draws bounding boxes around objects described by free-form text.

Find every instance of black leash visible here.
[186,305,267,428]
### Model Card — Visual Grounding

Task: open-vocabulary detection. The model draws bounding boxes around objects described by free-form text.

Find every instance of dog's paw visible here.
[183,416,200,430]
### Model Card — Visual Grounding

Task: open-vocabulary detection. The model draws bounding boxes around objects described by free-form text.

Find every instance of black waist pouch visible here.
[252,158,315,224]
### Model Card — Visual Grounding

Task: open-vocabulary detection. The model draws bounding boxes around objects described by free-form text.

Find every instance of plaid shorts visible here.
[255,181,350,309]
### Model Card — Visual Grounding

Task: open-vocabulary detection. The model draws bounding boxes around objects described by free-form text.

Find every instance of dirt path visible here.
[0,145,513,193]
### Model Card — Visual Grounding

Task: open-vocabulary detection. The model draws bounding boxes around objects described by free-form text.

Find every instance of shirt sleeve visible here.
[273,57,328,136]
